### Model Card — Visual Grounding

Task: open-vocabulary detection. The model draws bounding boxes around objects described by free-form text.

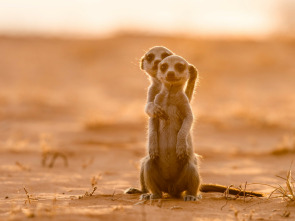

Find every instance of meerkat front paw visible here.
[149,148,159,160]
[153,104,168,120]
[176,139,188,160]
[184,195,199,201]
[140,193,161,200]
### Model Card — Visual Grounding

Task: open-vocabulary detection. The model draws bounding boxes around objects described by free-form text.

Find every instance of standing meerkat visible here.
[140,55,200,201]
[137,46,197,194]
[125,53,264,199]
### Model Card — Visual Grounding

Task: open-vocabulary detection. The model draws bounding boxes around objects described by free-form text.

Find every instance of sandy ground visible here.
[0,34,295,220]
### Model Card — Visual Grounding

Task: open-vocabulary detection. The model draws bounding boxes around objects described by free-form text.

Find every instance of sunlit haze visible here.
[0,0,287,37]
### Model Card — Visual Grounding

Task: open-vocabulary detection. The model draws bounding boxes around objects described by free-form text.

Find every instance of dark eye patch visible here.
[160,63,168,72]
[161,52,171,59]
[175,63,185,72]
[146,53,155,63]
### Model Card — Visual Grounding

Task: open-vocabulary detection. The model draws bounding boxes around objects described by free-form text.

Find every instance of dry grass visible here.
[268,167,295,201]
[15,161,31,171]
[91,174,102,187]
[23,187,38,204]
[78,186,97,199]
[40,134,68,168]
[82,157,95,169]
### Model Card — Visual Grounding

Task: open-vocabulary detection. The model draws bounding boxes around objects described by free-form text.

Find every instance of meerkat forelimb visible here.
[140,46,172,162]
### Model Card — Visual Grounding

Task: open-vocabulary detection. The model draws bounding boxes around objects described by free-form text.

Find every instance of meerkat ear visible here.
[140,56,144,70]
[188,64,198,79]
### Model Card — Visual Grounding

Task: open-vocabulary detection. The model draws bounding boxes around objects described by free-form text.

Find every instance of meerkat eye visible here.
[146,53,155,63]
[160,63,168,72]
[161,52,170,59]
[175,63,185,73]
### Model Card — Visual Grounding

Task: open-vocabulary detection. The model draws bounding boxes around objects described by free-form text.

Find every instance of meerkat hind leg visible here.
[174,162,201,201]
[141,158,163,200]
[139,157,148,193]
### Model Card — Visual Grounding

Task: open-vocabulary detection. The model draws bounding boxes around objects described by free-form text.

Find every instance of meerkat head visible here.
[158,55,195,86]
[140,46,173,78]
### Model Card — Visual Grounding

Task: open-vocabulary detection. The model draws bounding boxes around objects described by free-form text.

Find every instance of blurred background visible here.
[0,0,295,154]
[1,1,295,218]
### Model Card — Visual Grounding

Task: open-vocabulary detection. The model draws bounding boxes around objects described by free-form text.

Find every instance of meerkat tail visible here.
[125,184,264,197]
[200,184,264,197]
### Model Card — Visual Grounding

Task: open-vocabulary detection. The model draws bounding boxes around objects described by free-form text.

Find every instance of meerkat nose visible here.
[167,71,176,78]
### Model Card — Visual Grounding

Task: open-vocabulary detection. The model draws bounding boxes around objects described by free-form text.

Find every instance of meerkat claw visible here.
[140,193,151,200]
[140,193,161,200]
[184,195,198,201]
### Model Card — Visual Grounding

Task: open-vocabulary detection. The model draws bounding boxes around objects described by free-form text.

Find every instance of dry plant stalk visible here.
[91,174,102,187]
[23,187,38,205]
[268,167,295,201]
[78,186,97,199]
[82,157,95,169]
[15,161,31,171]
[221,182,256,210]
[24,187,31,204]
[40,134,68,168]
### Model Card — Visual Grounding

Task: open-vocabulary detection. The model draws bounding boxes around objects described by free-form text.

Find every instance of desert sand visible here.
[0,34,295,220]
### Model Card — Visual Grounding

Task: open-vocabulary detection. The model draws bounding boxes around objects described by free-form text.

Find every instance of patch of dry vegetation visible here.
[268,166,295,202]
[40,134,68,168]
[78,175,101,199]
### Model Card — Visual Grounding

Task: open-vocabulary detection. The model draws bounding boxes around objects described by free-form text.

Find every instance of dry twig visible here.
[24,187,31,204]
[15,161,31,171]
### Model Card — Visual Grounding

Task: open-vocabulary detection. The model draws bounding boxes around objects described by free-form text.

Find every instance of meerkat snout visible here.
[158,55,189,85]
[167,71,176,78]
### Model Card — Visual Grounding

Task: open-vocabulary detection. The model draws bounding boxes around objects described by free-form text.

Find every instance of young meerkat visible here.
[125,55,264,199]
[137,46,197,195]
[140,46,197,161]
[140,55,200,201]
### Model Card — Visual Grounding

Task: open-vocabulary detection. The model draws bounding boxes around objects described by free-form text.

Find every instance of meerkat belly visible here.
[158,104,183,180]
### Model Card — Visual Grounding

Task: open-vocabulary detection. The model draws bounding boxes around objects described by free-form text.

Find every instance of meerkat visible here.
[125,55,264,199]
[137,46,197,194]
[137,55,201,201]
